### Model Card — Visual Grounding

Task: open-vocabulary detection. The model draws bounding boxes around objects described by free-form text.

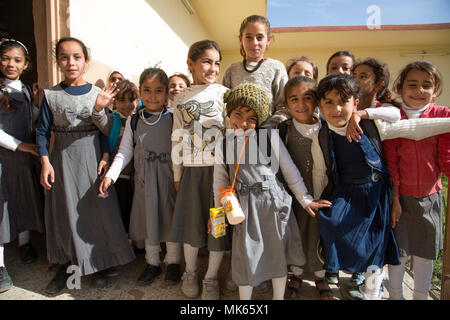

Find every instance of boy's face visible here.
[114,92,139,117]
[285,83,317,125]
[319,89,358,127]
[229,105,258,134]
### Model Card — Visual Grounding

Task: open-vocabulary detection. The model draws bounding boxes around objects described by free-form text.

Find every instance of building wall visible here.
[67,0,210,86]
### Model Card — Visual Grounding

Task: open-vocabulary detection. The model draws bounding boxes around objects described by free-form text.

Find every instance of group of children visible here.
[0,14,449,301]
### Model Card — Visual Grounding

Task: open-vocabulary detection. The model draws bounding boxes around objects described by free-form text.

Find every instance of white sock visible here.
[144,240,160,266]
[314,270,326,278]
[0,244,4,267]
[272,276,287,300]
[18,231,30,247]
[164,242,182,265]
[388,256,408,299]
[183,243,199,273]
[135,240,145,249]
[412,256,433,300]
[239,285,253,300]
[204,251,225,280]
[290,265,303,277]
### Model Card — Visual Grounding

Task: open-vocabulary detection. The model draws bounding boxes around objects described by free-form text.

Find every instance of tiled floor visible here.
[0,232,432,300]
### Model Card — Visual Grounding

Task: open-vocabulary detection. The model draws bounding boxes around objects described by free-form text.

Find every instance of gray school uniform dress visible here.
[283,121,323,273]
[43,85,135,275]
[0,83,44,244]
[129,109,176,244]
[222,133,305,287]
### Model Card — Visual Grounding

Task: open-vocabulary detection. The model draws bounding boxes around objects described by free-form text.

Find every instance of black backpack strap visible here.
[277,119,290,146]
[130,112,139,132]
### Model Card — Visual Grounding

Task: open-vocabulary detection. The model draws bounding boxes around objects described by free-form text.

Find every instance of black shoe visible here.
[0,267,13,293]
[137,264,161,286]
[46,264,70,295]
[165,264,181,284]
[104,266,119,278]
[91,269,112,288]
[19,243,37,264]
[134,247,146,255]
[325,271,340,285]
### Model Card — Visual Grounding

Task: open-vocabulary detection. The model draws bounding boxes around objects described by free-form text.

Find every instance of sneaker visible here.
[181,271,199,298]
[91,269,113,288]
[46,264,70,295]
[137,264,161,286]
[165,264,181,284]
[201,278,220,300]
[347,272,364,300]
[19,243,37,264]
[325,271,339,285]
[360,268,385,300]
[0,267,13,293]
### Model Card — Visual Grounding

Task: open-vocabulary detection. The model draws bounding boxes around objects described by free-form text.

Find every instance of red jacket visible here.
[383,103,450,198]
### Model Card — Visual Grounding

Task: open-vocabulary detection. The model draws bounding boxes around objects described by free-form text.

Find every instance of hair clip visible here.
[0,38,29,55]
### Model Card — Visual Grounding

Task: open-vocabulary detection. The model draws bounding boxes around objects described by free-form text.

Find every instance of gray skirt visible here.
[394,191,443,260]
[45,129,135,275]
[168,166,230,251]
[0,150,44,244]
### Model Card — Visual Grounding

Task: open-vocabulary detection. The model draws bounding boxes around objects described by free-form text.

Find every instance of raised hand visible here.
[94,83,119,112]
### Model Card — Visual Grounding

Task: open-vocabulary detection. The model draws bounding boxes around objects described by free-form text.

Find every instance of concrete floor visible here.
[0,232,433,301]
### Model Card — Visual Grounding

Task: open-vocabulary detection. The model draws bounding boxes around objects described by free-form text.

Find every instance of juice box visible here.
[210,207,226,238]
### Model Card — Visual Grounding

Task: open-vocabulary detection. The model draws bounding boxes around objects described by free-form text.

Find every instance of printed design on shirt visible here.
[177,100,223,159]
[65,106,91,125]
[177,100,219,133]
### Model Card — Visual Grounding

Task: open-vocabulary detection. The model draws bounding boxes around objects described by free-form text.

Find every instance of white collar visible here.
[402,102,430,119]
[4,78,23,93]
[327,122,348,136]
[292,118,321,138]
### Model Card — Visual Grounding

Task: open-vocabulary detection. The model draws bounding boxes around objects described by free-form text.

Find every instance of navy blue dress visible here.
[317,124,400,272]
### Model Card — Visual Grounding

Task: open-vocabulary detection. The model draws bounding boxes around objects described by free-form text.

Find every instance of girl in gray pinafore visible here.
[101,68,182,286]
[214,83,308,300]
[36,37,135,294]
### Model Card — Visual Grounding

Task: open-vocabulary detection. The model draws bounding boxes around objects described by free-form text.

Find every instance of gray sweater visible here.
[222,58,290,127]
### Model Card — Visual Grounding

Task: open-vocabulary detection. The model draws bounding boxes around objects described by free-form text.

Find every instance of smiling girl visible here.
[385,61,450,300]
[169,40,230,300]
[35,37,134,295]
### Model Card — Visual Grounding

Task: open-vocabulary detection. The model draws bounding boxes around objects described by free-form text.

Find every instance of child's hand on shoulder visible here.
[346,110,366,143]
[95,83,119,112]
[305,199,332,218]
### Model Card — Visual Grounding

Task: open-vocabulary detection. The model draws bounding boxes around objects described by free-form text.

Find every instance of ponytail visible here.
[0,78,19,112]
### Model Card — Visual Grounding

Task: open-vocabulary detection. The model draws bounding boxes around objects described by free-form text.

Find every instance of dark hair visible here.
[326,50,355,75]
[55,37,90,61]
[139,67,169,92]
[393,60,443,98]
[285,56,319,81]
[284,75,317,103]
[239,15,272,59]
[115,79,139,101]
[188,40,222,64]
[317,73,359,102]
[353,57,401,108]
[0,39,31,111]
[169,73,191,87]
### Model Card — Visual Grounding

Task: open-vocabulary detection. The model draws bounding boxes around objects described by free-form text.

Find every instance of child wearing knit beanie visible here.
[213,82,313,300]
